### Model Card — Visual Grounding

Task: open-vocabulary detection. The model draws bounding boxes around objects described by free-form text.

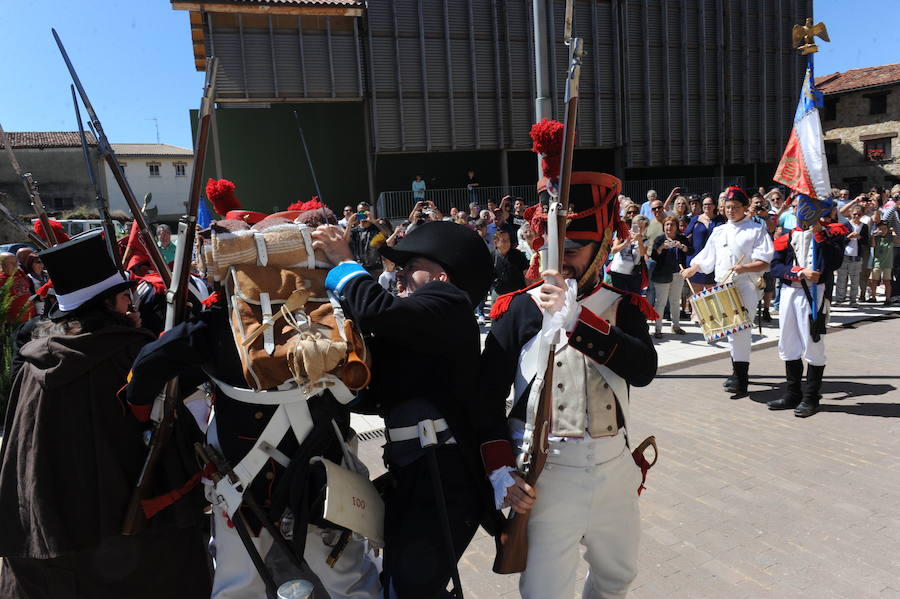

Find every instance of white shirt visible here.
[845,222,863,257]
[690,216,774,307]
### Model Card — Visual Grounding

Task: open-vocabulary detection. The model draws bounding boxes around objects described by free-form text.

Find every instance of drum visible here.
[689,282,752,343]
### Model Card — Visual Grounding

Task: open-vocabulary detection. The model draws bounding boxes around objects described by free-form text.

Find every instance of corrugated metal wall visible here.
[203,0,809,167]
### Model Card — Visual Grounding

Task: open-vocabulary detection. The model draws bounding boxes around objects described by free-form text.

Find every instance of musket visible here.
[71,85,121,267]
[52,28,171,284]
[292,110,324,205]
[0,194,48,250]
[493,0,584,574]
[0,122,58,245]
[121,58,218,536]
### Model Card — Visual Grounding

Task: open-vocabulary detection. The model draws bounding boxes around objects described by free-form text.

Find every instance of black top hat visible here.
[379,221,492,308]
[39,229,136,320]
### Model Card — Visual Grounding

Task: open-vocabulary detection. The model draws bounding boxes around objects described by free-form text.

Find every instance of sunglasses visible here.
[651,206,662,211]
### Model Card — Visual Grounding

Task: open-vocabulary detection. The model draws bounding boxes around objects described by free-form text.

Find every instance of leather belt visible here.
[387,418,449,442]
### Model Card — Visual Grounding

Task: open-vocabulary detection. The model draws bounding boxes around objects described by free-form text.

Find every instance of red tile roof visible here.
[182,0,363,6]
[0,131,98,149]
[815,63,900,94]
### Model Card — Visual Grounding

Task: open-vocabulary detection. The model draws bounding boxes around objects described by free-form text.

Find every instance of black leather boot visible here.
[768,360,804,410]
[723,359,736,388]
[795,364,825,418]
[727,361,750,398]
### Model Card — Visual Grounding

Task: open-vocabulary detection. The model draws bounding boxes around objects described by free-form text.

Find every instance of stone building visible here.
[103,144,194,222]
[817,62,900,195]
[0,131,104,243]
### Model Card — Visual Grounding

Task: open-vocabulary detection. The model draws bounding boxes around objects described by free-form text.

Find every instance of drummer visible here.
[680,186,774,398]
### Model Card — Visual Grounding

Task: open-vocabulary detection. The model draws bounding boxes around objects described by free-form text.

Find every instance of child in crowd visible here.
[869,220,893,305]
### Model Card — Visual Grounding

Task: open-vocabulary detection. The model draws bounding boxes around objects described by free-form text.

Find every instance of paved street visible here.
[359,310,900,598]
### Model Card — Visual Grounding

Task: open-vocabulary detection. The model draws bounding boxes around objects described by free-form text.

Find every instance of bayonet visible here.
[53,28,170,282]
[293,110,325,213]
[71,85,121,267]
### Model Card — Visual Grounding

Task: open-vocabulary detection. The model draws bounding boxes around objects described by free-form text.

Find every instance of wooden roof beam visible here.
[171,2,364,18]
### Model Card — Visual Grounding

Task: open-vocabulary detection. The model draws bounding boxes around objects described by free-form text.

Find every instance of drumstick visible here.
[721,254,746,286]
[679,265,698,295]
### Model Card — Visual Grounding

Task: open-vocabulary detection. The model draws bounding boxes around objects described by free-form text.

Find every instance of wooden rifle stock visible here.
[121,59,218,535]
[121,379,179,535]
[492,353,554,574]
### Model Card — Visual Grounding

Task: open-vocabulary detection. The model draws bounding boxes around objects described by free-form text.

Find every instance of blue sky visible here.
[0,0,897,150]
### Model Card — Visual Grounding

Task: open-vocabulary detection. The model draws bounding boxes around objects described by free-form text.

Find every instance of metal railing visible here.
[376,185,537,220]
[621,176,745,203]
[375,176,746,220]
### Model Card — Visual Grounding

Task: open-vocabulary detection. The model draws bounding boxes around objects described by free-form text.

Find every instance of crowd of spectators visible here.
[5,184,900,328]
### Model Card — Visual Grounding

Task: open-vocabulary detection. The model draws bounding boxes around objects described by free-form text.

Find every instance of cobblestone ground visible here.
[359,313,900,598]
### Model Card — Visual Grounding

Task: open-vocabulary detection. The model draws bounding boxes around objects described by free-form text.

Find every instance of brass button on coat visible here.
[254,411,264,420]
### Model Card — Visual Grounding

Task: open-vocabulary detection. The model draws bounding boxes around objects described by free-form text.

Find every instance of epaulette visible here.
[589,282,660,321]
[201,290,221,307]
[774,232,791,252]
[489,281,542,321]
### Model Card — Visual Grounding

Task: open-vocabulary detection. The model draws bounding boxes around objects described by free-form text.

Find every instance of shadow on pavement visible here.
[817,402,900,417]
[747,381,897,416]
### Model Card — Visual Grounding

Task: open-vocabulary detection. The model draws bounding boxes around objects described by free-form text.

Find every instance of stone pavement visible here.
[358,308,900,598]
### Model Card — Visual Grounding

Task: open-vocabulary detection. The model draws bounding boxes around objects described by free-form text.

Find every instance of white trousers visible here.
[519,441,641,599]
[210,505,381,599]
[778,285,826,366]
[727,327,752,362]
[652,279,684,332]
[207,419,381,599]
[834,259,862,302]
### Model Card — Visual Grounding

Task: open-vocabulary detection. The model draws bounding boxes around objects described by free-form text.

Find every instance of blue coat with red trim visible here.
[771,224,849,287]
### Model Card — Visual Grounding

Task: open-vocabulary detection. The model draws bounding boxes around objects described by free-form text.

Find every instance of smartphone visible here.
[631,222,640,234]
[356,212,368,221]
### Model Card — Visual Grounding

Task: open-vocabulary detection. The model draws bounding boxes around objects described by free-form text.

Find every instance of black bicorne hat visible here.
[378,221,492,308]
[40,229,136,320]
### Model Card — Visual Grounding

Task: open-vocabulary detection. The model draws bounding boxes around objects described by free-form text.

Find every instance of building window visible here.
[174,163,186,177]
[148,163,161,177]
[823,97,837,121]
[824,141,839,165]
[868,93,887,115]
[864,138,892,161]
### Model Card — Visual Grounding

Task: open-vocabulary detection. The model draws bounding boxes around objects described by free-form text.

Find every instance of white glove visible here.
[543,278,580,342]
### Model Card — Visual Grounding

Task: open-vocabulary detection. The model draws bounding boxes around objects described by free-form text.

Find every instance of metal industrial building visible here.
[174,0,811,213]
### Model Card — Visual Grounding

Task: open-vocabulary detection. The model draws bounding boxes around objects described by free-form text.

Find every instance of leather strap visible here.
[387,418,449,443]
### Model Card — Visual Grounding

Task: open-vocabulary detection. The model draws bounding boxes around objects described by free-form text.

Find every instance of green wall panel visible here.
[191,103,369,215]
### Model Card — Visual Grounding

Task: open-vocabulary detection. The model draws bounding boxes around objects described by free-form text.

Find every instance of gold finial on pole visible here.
[792,17,830,55]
